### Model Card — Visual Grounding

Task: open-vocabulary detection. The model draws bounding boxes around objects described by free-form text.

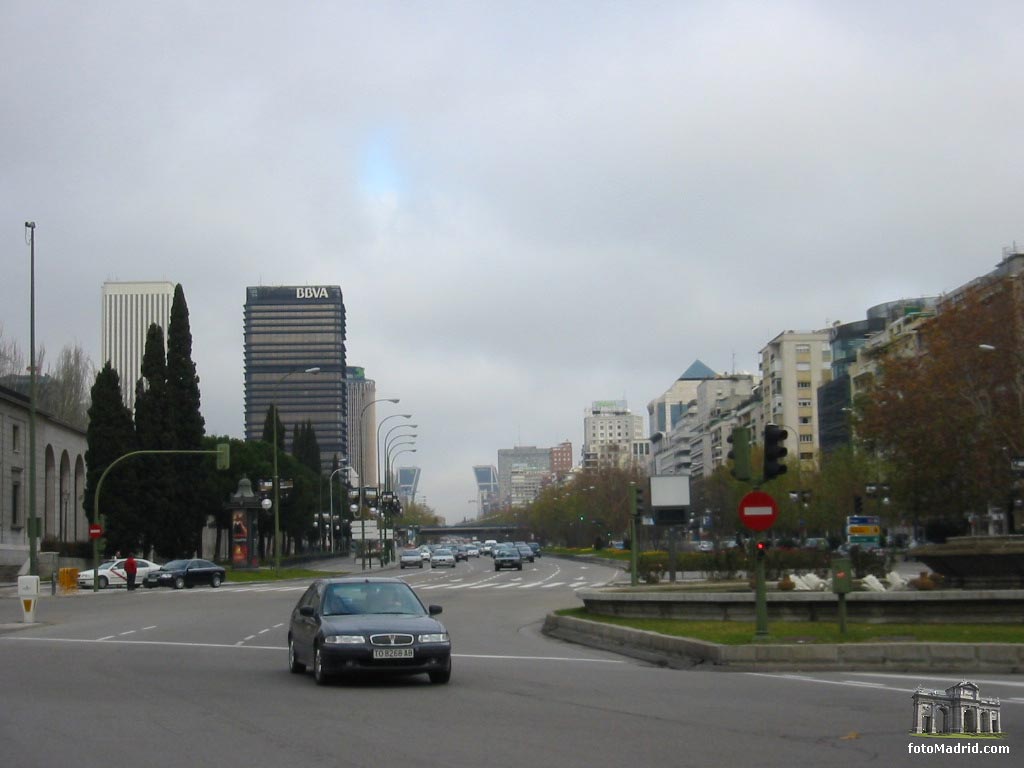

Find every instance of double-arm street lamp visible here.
[355,398,400,569]
[271,366,320,570]
[24,222,39,576]
[386,439,417,492]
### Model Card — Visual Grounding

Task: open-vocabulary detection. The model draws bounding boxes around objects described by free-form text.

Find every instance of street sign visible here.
[738,490,779,532]
[89,524,102,540]
[848,534,880,544]
[847,525,880,536]
[846,515,880,526]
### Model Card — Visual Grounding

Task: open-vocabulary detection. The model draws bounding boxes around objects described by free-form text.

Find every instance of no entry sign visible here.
[738,490,779,532]
[89,524,102,539]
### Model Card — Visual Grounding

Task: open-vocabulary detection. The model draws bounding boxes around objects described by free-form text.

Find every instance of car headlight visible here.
[324,634,365,645]
[417,633,449,644]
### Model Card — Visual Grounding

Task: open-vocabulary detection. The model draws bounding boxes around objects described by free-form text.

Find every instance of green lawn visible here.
[555,607,1024,645]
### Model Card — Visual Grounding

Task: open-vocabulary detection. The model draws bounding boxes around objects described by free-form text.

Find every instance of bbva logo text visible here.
[296,287,329,299]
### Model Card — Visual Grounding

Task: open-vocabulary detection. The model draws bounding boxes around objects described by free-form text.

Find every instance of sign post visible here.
[738,491,779,640]
[18,576,39,623]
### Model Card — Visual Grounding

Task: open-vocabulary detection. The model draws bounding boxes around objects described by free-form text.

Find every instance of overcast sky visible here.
[2,1,1022,523]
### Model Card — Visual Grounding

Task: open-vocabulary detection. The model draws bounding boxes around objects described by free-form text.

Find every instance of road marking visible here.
[541,582,566,589]
[142,625,157,631]
[455,653,624,664]
[97,635,115,641]
[258,629,270,635]
[244,635,256,641]
[119,630,136,636]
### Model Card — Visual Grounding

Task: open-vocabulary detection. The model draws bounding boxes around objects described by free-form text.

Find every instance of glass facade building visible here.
[243,286,347,471]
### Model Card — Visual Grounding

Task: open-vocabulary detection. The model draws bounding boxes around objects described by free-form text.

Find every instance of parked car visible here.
[400,549,425,569]
[77,558,162,589]
[430,548,457,568]
[142,558,226,589]
[493,547,522,571]
[287,577,451,685]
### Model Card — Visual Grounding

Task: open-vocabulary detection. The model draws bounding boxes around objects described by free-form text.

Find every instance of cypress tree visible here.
[83,362,139,556]
[166,284,207,557]
[262,405,285,451]
[134,324,174,558]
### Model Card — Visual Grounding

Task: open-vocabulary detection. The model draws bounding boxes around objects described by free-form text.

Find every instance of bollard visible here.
[51,571,57,596]
[18,576,40,623]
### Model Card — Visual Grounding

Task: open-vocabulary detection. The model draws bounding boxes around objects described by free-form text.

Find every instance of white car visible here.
[77,558,162,589]
[430,548,456,568]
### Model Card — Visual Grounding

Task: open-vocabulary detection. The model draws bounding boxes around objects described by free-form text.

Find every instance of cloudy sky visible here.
[2,1,1022,523]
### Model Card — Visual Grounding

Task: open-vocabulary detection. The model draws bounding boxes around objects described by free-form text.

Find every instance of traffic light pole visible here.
[754,537,769,639]
[629,483,639,587]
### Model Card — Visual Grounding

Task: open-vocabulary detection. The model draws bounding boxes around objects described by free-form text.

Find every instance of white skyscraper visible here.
[101,281,176,410]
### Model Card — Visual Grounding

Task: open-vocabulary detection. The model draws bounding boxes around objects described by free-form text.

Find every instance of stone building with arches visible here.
[1,384,88,573]
[911,681,1002,735]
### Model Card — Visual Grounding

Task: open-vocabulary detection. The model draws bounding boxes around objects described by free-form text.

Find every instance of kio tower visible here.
[243,286,347,470]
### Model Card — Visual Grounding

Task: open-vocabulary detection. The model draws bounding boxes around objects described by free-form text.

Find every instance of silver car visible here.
[400,549,424,569]
[430,548,457,568]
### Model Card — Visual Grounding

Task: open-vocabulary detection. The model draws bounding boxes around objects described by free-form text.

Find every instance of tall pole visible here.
[328,465,346,554]
[25,222,38,576]
[271,366,319,570]
[376,413,412,496]
[387,441,416,493]
[357,398,399,570]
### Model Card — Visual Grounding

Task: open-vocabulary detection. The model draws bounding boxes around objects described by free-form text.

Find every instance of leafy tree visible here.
[83,363,139,556]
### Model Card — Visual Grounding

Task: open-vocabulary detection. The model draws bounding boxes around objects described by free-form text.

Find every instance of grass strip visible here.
[555,607,1024,645]
[225,567,345,583]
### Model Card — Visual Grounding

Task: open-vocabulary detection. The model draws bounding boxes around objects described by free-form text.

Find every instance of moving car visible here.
[493,547,522,571]
[77,558,162,589]
[430,548,457,568]
[143,558,226,589]
[516,544,535,563]
[400,549,425,569]
[287,577,451,685]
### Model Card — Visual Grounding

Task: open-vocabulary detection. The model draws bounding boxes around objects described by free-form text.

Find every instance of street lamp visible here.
[271,366,320,570]
[384,425,417,487]
[25,222,38,575]
[327,463,348,554]
[356,398,400,569]
[376,413,412,494]
[386,440,416,492]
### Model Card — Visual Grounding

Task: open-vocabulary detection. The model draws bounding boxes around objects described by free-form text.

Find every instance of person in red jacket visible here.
[124,553,138,591]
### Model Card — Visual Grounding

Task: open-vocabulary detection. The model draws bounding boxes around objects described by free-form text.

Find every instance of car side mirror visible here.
[428,605,442,616]
[299,606,315,617]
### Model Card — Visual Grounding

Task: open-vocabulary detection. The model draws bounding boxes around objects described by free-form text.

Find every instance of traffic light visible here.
[727,427,751,481]
[633,485,646,516]
[763,424,789,481]
[755,540,767,559]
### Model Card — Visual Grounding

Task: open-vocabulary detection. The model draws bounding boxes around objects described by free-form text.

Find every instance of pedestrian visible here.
[124,553,138,591]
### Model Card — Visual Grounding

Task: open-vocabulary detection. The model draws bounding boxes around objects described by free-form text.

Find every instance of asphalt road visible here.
[1,555,1019,768]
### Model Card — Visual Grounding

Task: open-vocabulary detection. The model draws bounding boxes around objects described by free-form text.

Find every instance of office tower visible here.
[243,285,346,471]
[345,366,377,487]
[101,281,176,410]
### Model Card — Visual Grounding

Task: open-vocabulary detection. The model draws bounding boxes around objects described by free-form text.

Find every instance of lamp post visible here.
[386,440,416,492]
[383,425,416,487]
[25,222,38,575]
[327,464,347,554]
[357,398,400,569]
[271,366,320,570]
[376,414,412,495]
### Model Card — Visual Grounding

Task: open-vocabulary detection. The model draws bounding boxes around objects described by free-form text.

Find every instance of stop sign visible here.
[738,490,779,532]
[89,523,102,540]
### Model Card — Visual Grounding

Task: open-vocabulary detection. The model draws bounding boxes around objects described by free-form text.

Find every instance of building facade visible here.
[582,400,645,470]
[497,446,552,506]
[396,466,421,504]
[243,286,347,471]
[472,465,499,517]
[1,384,88,569]
[101,281,176,410]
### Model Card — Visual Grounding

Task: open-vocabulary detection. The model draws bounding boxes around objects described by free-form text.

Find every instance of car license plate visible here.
[373,648,413,659]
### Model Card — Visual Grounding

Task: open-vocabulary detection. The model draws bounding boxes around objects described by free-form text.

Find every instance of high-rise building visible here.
[243,285,346,471]
[472,465,499,516]
[396,466,421,504]
[497,446,551,506]
[345,366,377,487]
[101,281,176,410]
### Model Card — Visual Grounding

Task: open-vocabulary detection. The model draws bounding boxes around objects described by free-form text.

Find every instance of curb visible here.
[541,613,1024,673]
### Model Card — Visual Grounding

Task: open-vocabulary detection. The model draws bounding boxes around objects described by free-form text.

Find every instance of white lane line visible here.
[98,635,115,641]
[851,672,1024,689]
[257,629,270,635]
[118,630,136,636]
[273,623,284,629]
[492,583,519,590]
[142,626,157,631]
[244,635,256,642]
[541,582,567,589]
[517,583,541,589]
[2,636,626,665]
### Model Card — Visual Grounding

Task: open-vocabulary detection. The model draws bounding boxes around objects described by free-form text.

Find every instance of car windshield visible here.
[435,549,452,555]
[163,559,190,570]
[322,583,425,617]
[402,550,420,557]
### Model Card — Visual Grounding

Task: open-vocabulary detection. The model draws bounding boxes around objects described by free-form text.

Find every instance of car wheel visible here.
[288,636,305,674]
[494,565,499,571]
[210,573,222,588]
[98,575,108,589]
[313,645,330,686]
[400,564,405,569]
[173,576,185,590]
[428,658,452,685]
